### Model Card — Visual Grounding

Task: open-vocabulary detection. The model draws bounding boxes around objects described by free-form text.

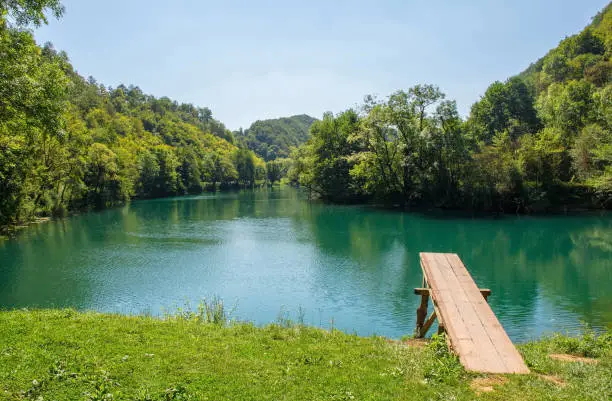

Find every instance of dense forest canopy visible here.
[0,0,266,228]
[236,114,317,161]
[289,3,612,212]
[1,1,611,229]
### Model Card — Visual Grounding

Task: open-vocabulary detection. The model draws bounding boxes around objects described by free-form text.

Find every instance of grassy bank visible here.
[0,310,610,400]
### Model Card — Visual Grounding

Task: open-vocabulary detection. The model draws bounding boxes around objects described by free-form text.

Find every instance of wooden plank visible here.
[419,252,529,374]
[431,256,504,371]
[433,253,528,374]
[429,253,507,373]
[420,254,478,365]
[444,254,529,374]
[444,253,524,373]
[436,254,506,372]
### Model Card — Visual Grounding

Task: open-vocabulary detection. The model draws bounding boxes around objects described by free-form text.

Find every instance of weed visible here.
[423,333,464,385]
[85,371,120,401]
[329,390,356,400]
[297,306,306,326]
[21,378,45,400]
[549,326,612,358]
[169,297,231,325]
[134,386,154,401]
[162,384,191,400]
[276,306,294,327]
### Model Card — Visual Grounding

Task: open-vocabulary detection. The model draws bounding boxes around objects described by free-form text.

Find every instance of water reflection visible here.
[0,187,609,341]
[294,203,611,339]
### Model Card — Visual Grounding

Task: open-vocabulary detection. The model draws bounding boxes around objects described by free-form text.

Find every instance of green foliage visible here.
[0,5,267,229]
[0,0,64,27]
[468,77,540,143]
[423,334,464,385]
[233,147,256,186]
[292,4,612,212]
[306,110,361,202]
[548,327,612,358]
[169,297,230,326]
[266,158,290,184]
[2,2,612,226]
[571,124,612,204]
[536,80,596,137]
[518,127,567,187]
[237,114,316,161]
[0,20,69,225]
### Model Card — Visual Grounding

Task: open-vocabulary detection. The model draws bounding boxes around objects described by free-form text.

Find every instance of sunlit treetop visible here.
[0,0,64,27]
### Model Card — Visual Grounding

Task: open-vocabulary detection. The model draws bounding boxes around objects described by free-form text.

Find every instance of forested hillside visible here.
[237,114,316,161]
[0,1,265,229]
[2,1,610,229]
[289,3,612,212]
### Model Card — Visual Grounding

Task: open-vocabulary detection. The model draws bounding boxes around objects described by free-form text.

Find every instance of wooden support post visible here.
[415,290,429,338]
[414,287,491,337]
[419,310,436,337]
[480,288,491,302]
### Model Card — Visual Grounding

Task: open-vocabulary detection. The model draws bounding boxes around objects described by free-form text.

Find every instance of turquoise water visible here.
[0,187,610,341]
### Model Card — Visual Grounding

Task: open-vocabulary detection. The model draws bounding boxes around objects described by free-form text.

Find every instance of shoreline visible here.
[0,309,609,400]
[3,186,610,237]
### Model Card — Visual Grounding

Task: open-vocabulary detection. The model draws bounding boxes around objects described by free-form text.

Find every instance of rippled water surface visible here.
[1,188,610,341]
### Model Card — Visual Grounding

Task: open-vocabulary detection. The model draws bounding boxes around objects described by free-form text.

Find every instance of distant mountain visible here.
[237,114,317,161]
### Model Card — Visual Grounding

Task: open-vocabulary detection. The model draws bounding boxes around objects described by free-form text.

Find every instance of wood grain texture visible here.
[419,252,530,374]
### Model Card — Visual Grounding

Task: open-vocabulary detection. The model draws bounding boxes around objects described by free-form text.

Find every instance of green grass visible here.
[0,310,610,400]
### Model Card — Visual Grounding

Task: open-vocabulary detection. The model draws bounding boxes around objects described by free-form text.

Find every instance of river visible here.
[0,187,610,342]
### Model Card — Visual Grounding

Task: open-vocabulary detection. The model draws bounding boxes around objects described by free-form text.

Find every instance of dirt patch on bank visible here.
[539,374,567,387]
[401,338,429,348]
[549,353,599,364]
[385,338,429,348]
[470,376,508,395]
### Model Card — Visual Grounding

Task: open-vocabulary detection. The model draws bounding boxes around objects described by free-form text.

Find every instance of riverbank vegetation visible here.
[288,4,612,212]
[0,309,610,400]
[2,0,611,233]
[0,1,266,230]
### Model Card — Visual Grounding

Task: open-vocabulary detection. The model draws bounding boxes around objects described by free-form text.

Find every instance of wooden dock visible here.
[415,252,530,374]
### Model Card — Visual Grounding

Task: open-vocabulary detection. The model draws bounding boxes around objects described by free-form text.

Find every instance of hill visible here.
[237,114,317,161]
[465,1,611,202]
[0,3,264,229]
[520,2,611,87]
[289,3,611,211]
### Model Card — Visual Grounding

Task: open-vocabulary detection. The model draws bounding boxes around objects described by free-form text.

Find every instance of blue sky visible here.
[34,0,609,130]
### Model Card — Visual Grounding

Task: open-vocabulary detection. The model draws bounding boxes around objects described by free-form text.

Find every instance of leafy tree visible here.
[84,143,124,208]
[266,159,290,184]
[233,148,256,186]
[0,0,267,228]
[0,0,64,27]
[307,111,360,202]
[536,80,595,138]
[518,128,566,188]
[571,124,611,183]
[408,84,444,130]
[468,77,540,143]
